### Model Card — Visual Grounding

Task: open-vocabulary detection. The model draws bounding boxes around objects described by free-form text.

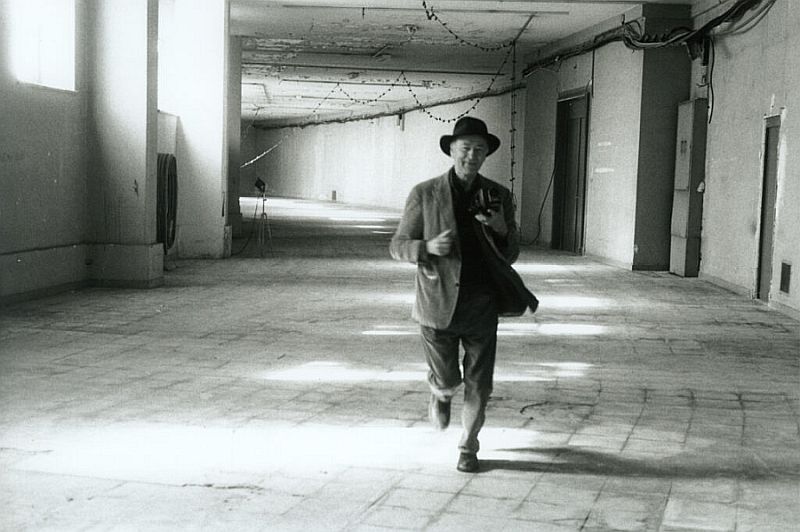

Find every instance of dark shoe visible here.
[457,452,479,473]
[428,394,450,430]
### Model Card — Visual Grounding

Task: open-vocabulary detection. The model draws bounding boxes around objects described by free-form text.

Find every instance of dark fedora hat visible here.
[439,116,501,156]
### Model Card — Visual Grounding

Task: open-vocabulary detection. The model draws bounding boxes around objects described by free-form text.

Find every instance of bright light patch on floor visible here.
[238,198,401,223]
[362,324,417,336]
[536,362,594,378]
[376,293,416,304]
[329,217,387,223]
[362,330,417,336]
[538,323,608,336]
[538,296,613,309]
[260,361,555,383]
[537,362,593,371]
[261,361,425,382]
[373,261,417,271]
[499,323,608,336]
[9,0,75,91]
[513,263,575,274]
[361,322,607,337]
[8,423,550,483]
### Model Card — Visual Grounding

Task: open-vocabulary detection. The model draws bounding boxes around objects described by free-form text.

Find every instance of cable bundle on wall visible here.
[523,0,776,74]
[523,0,776,124]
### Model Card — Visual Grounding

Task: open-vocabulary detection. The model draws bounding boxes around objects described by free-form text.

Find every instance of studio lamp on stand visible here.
[254,178,272,256]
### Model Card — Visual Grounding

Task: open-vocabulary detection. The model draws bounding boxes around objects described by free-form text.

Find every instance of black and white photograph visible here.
[1,0,798,530]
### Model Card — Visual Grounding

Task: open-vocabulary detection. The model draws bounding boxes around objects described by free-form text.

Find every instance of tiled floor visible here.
[1,198,798,531]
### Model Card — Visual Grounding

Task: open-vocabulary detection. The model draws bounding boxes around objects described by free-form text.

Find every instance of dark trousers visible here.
[420,285,498,454]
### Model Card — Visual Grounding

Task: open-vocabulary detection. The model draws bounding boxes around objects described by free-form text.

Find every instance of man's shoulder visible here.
[411,172,449,193]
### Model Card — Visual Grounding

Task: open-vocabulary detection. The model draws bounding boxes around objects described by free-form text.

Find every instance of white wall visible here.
[584,45,643,268]
[243,94,522,212]
[523,45,643,268]
[520,71,558,244]
[1,0,167,300]
[694,0,800,314]
[0,0,91,299]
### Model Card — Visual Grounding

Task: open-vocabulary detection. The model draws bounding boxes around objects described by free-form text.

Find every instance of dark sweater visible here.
[449,170,491,288]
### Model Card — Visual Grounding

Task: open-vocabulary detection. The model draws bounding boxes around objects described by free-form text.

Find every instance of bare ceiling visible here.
[231,0,699,127]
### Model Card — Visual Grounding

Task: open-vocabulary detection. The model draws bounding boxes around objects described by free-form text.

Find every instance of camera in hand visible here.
[468,187,501,217]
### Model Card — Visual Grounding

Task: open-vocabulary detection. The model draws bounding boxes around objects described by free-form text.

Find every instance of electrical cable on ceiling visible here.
[421,0,517,51]
[243,2,532,135]
[523,0,775,75]
[334,71,406,105]
[715,0,774,35]
[404,9,533,124]
[522,0,776,124]
[401,45,514,123]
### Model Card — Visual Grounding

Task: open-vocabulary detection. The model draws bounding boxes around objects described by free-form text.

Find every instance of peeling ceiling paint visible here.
[231,0,700,127]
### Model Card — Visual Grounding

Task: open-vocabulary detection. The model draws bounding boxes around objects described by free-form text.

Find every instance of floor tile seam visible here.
[381,486,460,514]
[619,388,650,453]
[422,473,479,530]
[681,389,697,446]
[508,466,547,514]
[0,467,206,494]
[576,477,608,531]
[340,493,395,529]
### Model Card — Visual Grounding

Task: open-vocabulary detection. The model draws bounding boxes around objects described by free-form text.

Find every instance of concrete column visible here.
[172,0,231,258]
[632,5,691,270]
[87,0,163,287]
[227,36,243,237]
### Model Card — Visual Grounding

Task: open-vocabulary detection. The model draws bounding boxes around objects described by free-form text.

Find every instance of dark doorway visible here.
[552,95,589,253]
[757,116,781,301]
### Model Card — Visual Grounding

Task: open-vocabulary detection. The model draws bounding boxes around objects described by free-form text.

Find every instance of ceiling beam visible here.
[242,61,502,76]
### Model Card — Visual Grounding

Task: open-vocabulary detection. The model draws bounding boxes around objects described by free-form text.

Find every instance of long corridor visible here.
[1,199,798,531]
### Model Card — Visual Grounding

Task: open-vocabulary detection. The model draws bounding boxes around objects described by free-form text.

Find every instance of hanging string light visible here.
[509,40,518,198]
[421,0,516,51]
[334,71,406,104]
[243,5,534,163]
[400,43,515,123]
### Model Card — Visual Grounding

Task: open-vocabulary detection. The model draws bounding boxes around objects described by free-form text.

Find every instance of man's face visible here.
[450,136,488,180]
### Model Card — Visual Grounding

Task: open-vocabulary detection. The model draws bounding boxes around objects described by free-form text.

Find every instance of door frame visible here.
[552,90,590,254]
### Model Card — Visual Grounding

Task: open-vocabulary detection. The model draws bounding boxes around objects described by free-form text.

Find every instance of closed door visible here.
[552,95,588,253]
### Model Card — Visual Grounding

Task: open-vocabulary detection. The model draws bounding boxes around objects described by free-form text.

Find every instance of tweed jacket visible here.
[390,171,537,329]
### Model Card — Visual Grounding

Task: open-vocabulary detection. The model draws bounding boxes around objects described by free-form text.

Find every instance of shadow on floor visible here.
[482,446,800,480]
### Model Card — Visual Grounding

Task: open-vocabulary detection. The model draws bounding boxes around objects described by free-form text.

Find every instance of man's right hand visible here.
[426,229,454,256]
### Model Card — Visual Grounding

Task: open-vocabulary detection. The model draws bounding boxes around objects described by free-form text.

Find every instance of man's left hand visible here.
[475,206,508,237]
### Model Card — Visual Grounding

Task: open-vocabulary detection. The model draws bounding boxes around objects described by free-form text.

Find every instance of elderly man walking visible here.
[390,116,538,472]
